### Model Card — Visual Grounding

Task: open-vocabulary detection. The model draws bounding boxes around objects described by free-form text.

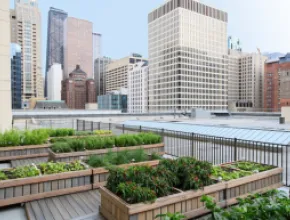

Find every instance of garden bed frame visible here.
[100,182,227,220]
[220,162,283,206]
[0,169,92,207]
[99,163,283,220]
[93,160,160,189]
[0,144,51,162]
[49,143,165,162]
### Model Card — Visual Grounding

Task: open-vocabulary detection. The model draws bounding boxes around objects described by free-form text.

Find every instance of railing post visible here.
[139,126,142,133]
[109,123,111,131]
[76,119,79,131]
[161,128,165,142]
[83,120,85,131]
[98,122,101,130]
[91,121,93,132]
[12,119,14,129]
[234,138,237,161]
[122,124,125,134]
[191,133,194,157]
[25,120,28,130]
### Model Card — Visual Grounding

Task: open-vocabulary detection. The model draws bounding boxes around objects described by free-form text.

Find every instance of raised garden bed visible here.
[99,159,283,220]
[49,143,165,162]
[220,161,283,206]
[0,144,51,161]
[0,161,92,207]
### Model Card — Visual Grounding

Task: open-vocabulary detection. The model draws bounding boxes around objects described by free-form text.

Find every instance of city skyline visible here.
[9,0,290,76]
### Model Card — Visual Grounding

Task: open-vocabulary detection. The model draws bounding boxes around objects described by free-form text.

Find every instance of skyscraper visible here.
[10,0,43,102]
[93,33,102,62]
[0,0,12,131]
[11,43,22,109]
[94,57,111,97]
[47,63,62,101]
[148,0,228,112]
[63,17,93,79]
[45,7,67,97]
[228,36,242,52]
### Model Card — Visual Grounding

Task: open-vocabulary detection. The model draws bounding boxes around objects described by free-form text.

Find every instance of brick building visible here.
[61,65,96,109]
[264,53,290,112]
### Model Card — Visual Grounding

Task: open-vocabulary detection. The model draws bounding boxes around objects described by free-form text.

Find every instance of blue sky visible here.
[10,0,290,74]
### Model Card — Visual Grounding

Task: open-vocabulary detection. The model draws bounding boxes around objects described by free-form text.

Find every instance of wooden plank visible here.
[30,201,46,220]
[71,193,93,214]
[64,194,87,216]
[37,200,55,220]
[5,187,14,198]
[25,203,37,220]
[45,198,64,220]
[0,144,50,152]
[58,196,79,219]
[0,153,49,162]
[51,180,58,191]
[44,181,52,192]
[14,186,22,197]
[0,189,4,199]
[51,197,71,220]
[0,185,91,207]
[77,192,96,212]
[88,190,101,203]
[31,184,38,194]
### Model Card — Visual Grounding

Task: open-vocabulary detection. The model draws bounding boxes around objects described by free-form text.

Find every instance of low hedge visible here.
[51,133,162,153]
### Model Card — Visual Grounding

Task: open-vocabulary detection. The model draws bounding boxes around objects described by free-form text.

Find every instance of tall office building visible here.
[94,57,111,97]
[45,7,67,97]
[93,33,102,61]
[128,61,149,113]
[0,0,12,131]
[10,0,43,101]
[106,54,147,92]
[11,43,22,109]
[47,63,62,100]
[63,17,93,79]
[148,0,228,112]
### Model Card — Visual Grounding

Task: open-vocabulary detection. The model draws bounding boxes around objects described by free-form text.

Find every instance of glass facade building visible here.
[45,7,68,96]
[11,43,22,109]
[98,94,127,113]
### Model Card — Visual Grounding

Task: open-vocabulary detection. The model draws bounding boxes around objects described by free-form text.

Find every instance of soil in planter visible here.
[223,161,275,173]
[211,166,252,181]
[86,148,162,168]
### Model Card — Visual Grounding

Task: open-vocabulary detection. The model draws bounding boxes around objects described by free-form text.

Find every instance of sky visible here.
[10,0,290,74]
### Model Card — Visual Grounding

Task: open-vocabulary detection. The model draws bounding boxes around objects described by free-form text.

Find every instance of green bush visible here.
[69,139,86,151]
[74,131,94,136]
[125,135,137,147]
[87,155,109,168]
[115,135,126,147]
[103,137,114,148]
[51,142,72,153]
[0,171,7,180]
[116,182,156,204]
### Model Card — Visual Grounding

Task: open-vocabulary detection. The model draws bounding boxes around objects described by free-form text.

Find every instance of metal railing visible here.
[77,119,290,187]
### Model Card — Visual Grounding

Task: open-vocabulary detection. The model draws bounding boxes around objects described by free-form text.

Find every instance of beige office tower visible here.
[0,0,12,131]
[63,17,93,79]
[148,0,228,112]
[228,50,267,111]
[10,0,43,101]
[106,54,147,92]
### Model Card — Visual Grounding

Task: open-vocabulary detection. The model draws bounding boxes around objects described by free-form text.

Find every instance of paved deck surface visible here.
[11,157,49,168]
[25,190,105,220]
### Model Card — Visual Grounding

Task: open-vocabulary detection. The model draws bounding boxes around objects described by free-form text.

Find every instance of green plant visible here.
[151,152,162,160]
[116,182,156,204]
[69,139,86,151]
[11,165,40,179]
[211,166,251,181]
[201,190,290,220]
[0,171,8,180]
[94,130,112,135]
[51,142,72,153]
[87,155,109,168]
[74,131,94,136]
[115,135,126,147]
[155,212,185,220]
[225,161,275,173]
[103,137,114,148]
[39,161,85,174]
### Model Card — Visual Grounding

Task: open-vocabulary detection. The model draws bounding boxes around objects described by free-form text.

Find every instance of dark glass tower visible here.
[45,7,68,97]
[10,43,22,109]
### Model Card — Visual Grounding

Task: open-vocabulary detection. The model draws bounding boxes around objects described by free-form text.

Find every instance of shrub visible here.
[116,182,156,204]
[133,135,143,145]
[115,135,126,147]
[0,130,21,147]
[128,148,147,163]
[47,128,75,137]
[87,155,109,168]
[51,142,72,153]
[151,152,162,160]
[74,131,94,136]
[103,137,114,148]
[69,139,86,151]
[125,135,137,147]
[95,130,112,135]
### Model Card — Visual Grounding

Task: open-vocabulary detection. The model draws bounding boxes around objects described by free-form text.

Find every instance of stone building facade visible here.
[61,65,96,109]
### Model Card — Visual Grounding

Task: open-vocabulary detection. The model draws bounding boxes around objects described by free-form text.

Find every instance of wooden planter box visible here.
[100,182,227,220]
[0,144,51,161]
[220,163,283,206]
[49,143,165,162]
[93,160,160,189]
[0,169,92,207]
